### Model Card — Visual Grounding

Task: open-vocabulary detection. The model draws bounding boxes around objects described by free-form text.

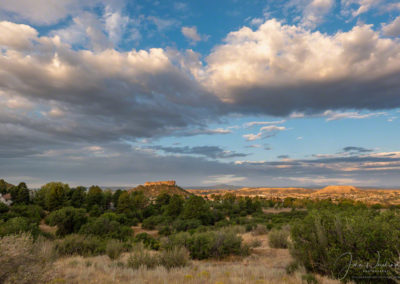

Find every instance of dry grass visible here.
[131,224,159,238]
[52,255,340,284]
[262,208,293,214]
[0,234,55,284]
[51,232,343,284]
[39,219,57,235]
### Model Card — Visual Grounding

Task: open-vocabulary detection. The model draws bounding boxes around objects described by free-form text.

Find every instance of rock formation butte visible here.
[314,185,360,195]
[144,181,176,186]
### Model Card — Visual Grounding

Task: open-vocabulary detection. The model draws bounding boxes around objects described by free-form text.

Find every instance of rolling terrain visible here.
[188,185,400,205]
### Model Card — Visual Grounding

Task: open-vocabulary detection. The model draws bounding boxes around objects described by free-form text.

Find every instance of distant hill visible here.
[237,187,314,194]
[129,182,191,198]
[188,184,242,190]
[314,185,360,194]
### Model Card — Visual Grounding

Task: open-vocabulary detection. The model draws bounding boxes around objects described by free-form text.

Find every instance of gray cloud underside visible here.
[343,146,373,153]
[151,145,248,159]
[1,141,399,187]
[226,74,400,116]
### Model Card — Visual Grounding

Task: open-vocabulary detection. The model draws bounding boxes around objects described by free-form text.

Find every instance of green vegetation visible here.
[127,243,189,270]
[162,229,249,259]
[127,244,159,269]
[106,239,125,260]
[290,205,400,283]
[54,234,107,256]
[46,207,87,236]
[268,225,290,248]
[0,179,266,260]
[79,213,133,240]
[2,178,400,283]
[158,246,190,269]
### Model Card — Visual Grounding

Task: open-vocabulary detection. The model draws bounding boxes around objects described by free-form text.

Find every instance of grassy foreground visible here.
[1,230,341,284]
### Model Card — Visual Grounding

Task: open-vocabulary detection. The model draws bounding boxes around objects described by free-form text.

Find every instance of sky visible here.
[0,0,400,188]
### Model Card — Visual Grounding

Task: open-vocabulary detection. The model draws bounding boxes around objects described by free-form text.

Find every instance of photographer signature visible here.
[334,251,400,280]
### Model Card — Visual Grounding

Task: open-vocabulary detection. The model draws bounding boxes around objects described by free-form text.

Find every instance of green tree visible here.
[131,191,149,210]
[182,195,212,225]
[155,192,171,211]
[117,191,134,214]
[46,207,87,236]
[45,182,69,211]
[10,182,30,204]
[86,186,104,210]
[70,186,86,208]
[36,182,69,211]
[165,194,184,217]
[79,213,133,240]
[113,189,123,208]
[17,182,30,204]
[0,179,7,194]
[104,190,113,210]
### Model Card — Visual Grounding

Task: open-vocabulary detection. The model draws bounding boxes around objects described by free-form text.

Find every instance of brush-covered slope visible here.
[129,183,191,198]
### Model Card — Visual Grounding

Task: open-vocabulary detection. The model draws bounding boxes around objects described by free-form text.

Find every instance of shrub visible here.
[106,239,124,260]
[46,207,87,236]
[301,273,319,284]
[268,226,290,248]
[173,218,202,232]
[162,229,247,259]
[79,215,133,240]
[158,246,190,269]
[245,223,253,232]
[251,224,268,235]
[127,244,158,269]
[212,230,244,258]
[0,217,39,237]
[291,208,400,282]
[249,238,262,248]
[186,231,214,259]
[0,234,53,283]
[0,202,9,214]
[54,234,106,256]
[133,233,160,250]
[142,215,168,230]
[286,261,299,275]
[158,225,172,236]
[9,205,44,224]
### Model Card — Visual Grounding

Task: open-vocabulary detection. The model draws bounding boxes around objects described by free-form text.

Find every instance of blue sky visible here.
[0,0,400,187]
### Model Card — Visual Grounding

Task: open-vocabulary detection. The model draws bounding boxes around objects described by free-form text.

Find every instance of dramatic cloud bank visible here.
[0,21,222,157]
[1,4,400,186]
[202,19,400,115]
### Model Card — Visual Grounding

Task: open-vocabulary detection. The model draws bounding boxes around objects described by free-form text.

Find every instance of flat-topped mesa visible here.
[144,180,176,186]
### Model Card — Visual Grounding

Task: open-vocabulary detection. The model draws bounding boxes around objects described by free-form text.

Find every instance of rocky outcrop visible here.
[144,181,176,186]
[130,180,190,198]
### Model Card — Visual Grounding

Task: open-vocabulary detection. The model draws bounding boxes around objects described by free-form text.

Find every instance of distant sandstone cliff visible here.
[144,181,176,186]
